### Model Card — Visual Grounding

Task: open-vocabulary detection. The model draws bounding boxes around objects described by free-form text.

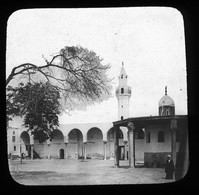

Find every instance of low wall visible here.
[144,152,171,168]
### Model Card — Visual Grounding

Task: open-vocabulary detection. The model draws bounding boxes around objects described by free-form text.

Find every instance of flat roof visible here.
[113,115,188,127]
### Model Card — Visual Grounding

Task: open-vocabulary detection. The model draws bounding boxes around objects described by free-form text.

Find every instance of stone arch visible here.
[86,127,104,159]
[135,128,145,139]
[51,129,64,143]
[49,129,65,159]
[107,127,124,160]
[20,131,30,144]
[87,127,103,141]
[135,128,145,164]
[68,128,83,159]
[20,131,30,157]
[107,127,114,159]
[107,127,114,141]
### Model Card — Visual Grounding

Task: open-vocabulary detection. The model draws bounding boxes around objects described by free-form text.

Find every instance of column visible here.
[114,126,119,167]
[171,119,177,166]
[30,145,33,160]
[123,140,128,160]
[64,136,68,159]
[103,141,107,160]
[81,143,84,161]
[30,134,34,160]
[84,142,87,160]
[127,122,135,167]
[47,139,51,159]
[65,143,68,159]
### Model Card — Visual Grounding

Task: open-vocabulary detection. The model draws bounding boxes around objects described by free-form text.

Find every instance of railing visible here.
[116,87,132,96]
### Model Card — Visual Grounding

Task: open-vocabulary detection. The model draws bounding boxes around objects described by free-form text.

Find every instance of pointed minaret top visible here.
[165,86,167,95]
[119,63,127,77]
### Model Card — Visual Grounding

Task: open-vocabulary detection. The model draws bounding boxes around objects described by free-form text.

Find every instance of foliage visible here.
[7,82,61,143]
[6,45,112,142]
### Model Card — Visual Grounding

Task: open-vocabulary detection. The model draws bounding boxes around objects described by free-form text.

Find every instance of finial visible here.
[165,86,167,95]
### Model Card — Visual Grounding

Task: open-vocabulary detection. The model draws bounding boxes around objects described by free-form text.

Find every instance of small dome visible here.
[158,95,175,107]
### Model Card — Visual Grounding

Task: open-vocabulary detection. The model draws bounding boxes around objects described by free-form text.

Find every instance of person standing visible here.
[165,155,175,179]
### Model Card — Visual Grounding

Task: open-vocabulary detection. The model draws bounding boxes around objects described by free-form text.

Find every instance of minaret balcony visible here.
[116,86,131,96]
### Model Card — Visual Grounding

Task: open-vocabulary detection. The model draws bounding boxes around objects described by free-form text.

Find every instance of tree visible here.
[6,46,112,112]
[7,82,61,143]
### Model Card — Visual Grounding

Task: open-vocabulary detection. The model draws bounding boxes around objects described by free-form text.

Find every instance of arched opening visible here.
[134,128,145,165]
[87,127,103,159]
[158,131,165,142]
[107,128,124,160]
[121,88,124,94]
[51,130,64,143]
[135,129,145,139]
[20,131,30,158]
[49,129,65,159]
[68,129,83,159]
[107,128,114,159]
[118,129,124,160]
[59,148,64,159]
[159,106,175,116]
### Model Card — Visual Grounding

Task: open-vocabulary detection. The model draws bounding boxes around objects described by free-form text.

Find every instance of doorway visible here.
[60,149,64,159]
[119,146,125,160]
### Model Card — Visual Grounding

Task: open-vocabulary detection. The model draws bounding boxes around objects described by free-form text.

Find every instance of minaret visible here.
[116,62,132,120]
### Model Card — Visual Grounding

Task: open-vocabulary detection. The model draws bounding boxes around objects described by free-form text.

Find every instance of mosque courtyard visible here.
[8,159,174,185]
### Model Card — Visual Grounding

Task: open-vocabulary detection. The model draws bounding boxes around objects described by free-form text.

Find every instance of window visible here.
[121,74,123,79]
[14,146,16,151]
[12,136,15,142]
[121,105,123,108]
[158,131,164,142]
[137,129,145,139]
[121,116,123,120]
[121,88,124,94]
[13,131,15,135]
[166,109,169,115]
[146,132,151,143]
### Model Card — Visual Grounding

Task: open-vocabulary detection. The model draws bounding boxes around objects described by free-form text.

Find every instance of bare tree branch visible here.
[7,46,112,113]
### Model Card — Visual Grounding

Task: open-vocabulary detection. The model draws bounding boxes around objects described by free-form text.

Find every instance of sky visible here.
[6,7,187,124]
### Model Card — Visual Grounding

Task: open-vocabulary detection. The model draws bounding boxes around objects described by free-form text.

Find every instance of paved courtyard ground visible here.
[8,159,175,185]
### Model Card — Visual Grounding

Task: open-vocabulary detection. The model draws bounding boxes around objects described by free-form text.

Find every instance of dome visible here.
[158,95,175,107]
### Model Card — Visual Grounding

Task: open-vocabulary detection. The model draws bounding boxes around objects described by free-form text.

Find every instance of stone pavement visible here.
[8,159,175,185]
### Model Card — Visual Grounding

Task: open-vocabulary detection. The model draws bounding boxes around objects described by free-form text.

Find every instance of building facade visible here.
[7,64,188,169]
